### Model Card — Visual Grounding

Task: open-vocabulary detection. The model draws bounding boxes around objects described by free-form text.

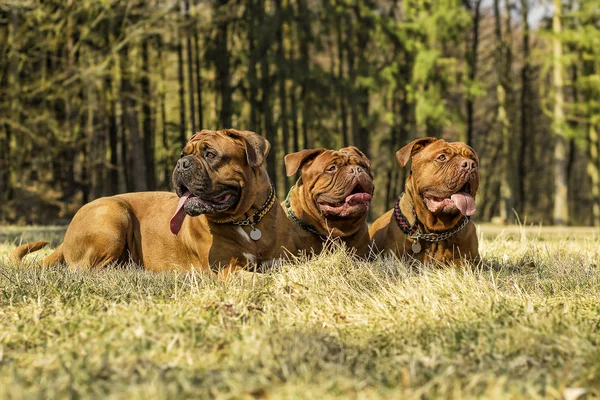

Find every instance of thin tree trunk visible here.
[215,0,232,128]
[297,0,311,148]
[259,0,277,188]
[288,17,300,154]
[177,22,187,147]
[552,0,568,225]
[107,73,119,195]
[142,39,156,190]
[346,13,358,147]
[354,6,371,157]
[1,9,18,204]
[494,0,514,223]
[157,35,170,189]
[336,14,349,148]
[465,0,482,147]
[120,46,148,192]
[193,9,204,130]
[385,96,400,210]
[182,0,196,133]
[518,0,530,215]
[276,0,289,191]
[248,0,259,132]
[587,124,600,226]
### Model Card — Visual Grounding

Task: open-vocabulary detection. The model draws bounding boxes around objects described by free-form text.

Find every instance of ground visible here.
[0,225,599,399]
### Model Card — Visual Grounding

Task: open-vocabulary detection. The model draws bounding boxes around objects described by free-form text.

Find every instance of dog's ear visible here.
[395,137,438,167]
[225,129,271,167]
[285,149,327,176]
[341,146,371,168]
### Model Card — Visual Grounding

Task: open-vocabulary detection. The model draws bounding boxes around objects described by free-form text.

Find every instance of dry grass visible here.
[0,225,599,399]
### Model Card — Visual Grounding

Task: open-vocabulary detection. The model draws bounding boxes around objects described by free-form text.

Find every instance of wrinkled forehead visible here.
[184,131,240,153]
[420,140,478,162]
[311,149,360,168]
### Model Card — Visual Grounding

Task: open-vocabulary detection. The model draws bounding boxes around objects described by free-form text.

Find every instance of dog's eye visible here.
[437,154,447,161]
[179,152,185,159]
[326,165,337,172]
[205,151,217,160]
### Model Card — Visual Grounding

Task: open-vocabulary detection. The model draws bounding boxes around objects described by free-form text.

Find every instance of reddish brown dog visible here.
[370,138,480,265]
[284,147,374,257]
[11,129,296,274]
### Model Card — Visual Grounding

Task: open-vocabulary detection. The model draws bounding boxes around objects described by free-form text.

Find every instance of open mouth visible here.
[423,182,476,216]
[316,184,373,218]
[170,185,239,235]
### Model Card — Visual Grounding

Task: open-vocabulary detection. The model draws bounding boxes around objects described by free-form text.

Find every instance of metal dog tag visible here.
[411,240,422,253]
[250,227,262,241]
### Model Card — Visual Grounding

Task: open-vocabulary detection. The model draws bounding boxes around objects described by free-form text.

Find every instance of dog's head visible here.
[397,137,479,218]
[170,129,270,235]
[285,146,374,236]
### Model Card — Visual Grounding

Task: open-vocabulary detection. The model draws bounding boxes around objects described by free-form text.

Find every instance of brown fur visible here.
[284,146,374,257]
[370,138,480,265]
[11,129,297,274]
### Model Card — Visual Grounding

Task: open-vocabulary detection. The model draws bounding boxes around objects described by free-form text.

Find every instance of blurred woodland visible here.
[0,0,598,226]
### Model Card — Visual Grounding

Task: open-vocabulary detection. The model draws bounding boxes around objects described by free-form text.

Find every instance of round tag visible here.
[250,228,262,241]
[411,240,422,253]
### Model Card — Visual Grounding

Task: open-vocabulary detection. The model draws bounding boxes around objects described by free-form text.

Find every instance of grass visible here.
[0,225,599,399]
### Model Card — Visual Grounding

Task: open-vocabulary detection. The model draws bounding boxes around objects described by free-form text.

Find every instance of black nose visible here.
[460,159,477,171]
[177,157,193,171]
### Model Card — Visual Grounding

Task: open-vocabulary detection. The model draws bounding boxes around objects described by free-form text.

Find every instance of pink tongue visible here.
[170,191,192,235]
[345,193,372,206]
[451,192,476,216]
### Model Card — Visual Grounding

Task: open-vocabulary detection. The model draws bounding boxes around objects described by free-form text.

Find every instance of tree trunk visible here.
[193,8,204,130]
[107,73,119,195]
[355,8,370,157]
[552,0,568,226]
[248,0,260,132]
[215,0,232,128]
[494,0,515,223]
[120,46,148,192]
[336,13,349,148]
[587,124,600,226]
[345,13,358,148]
[518,0,530,216]
[465,0,482,147]
[182,0,197,133]
[177,22,187,147]
[157,35,170,189]
[142,39,156,190]
[1,9,18,205]
[297,0,311,148]
[276,0,289,191]
[259,0,277,188]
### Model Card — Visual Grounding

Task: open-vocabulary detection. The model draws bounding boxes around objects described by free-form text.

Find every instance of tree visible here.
[552,0,569,225]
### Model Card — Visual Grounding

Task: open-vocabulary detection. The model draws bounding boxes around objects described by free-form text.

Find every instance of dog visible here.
[283,147,374,257]
[11,129,296,274]
[369,137,480,265]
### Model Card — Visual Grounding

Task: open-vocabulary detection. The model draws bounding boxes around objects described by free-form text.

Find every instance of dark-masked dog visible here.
[370,138,480,265]
[11,129,296,274]
[283,147,374,257]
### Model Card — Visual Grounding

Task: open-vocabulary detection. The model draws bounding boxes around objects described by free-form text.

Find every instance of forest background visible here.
[0,0,598,226]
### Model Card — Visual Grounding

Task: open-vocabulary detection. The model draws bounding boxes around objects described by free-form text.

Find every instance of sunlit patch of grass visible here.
[1,226,599,399]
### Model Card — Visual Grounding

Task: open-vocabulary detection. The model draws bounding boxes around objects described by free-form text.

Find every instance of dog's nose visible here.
[349,166,363,176]
[177,157,193,171]
[460,159,477,171]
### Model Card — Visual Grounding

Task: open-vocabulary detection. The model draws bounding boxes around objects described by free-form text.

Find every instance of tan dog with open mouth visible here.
[283,147,374,257]
[370,138,480,265]
[11,129,296,274]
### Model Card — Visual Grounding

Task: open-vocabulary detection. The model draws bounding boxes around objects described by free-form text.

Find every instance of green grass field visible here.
[1,225,599,399]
